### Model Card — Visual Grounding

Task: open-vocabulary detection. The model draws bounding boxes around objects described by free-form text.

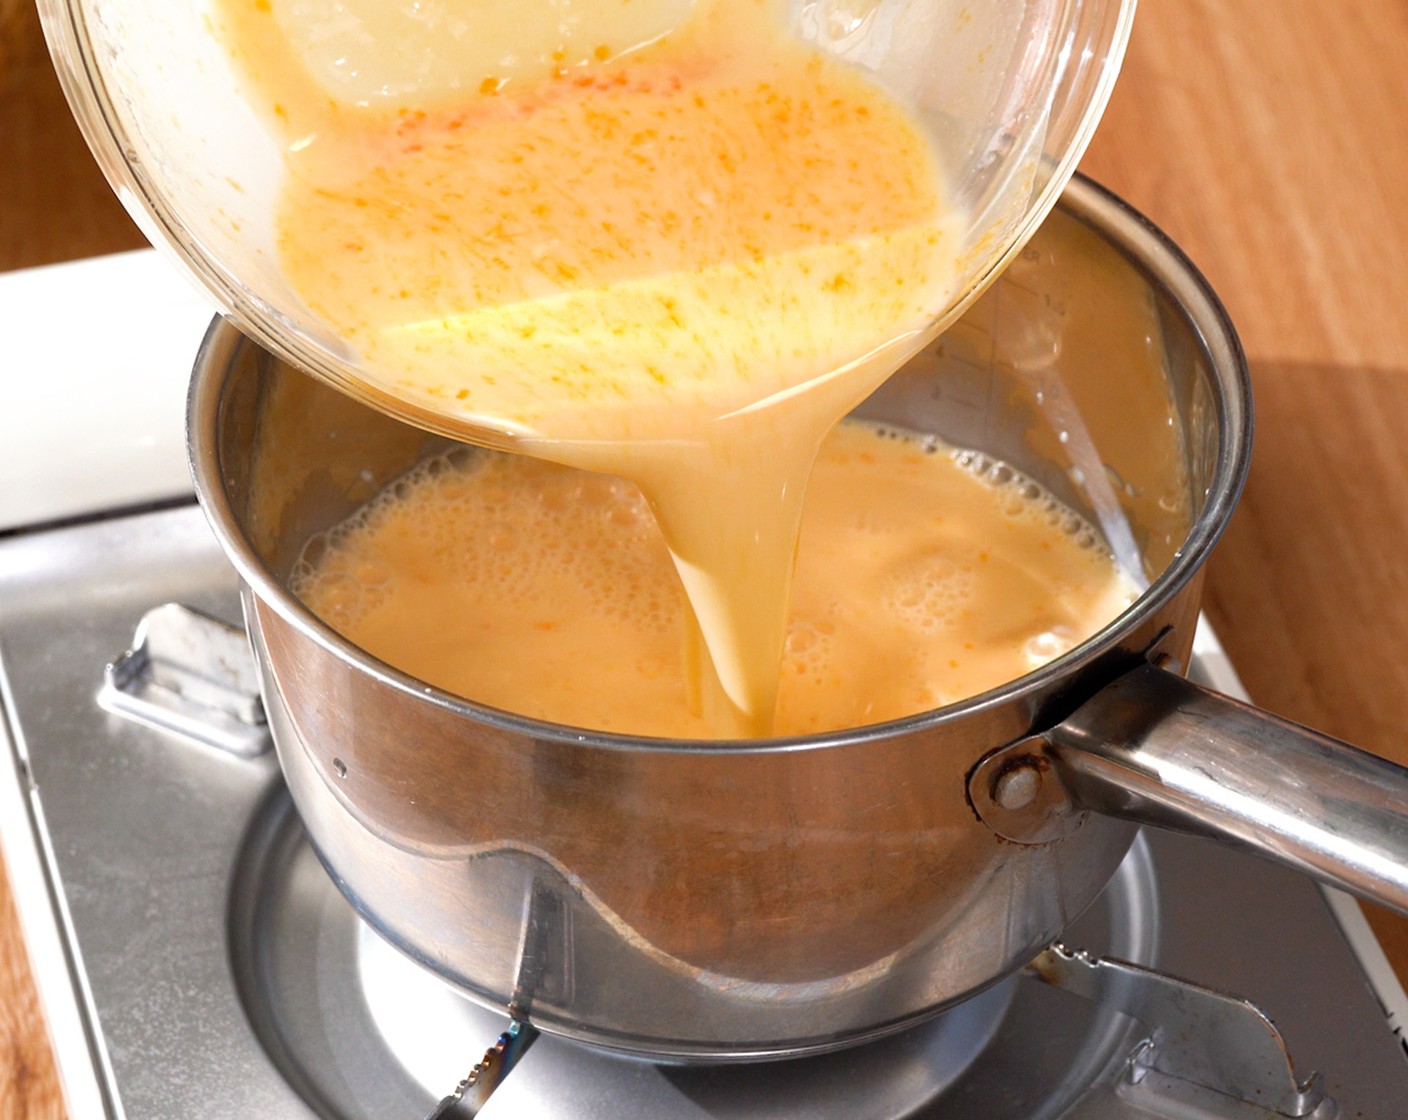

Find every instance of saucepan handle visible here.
[1044,661,1408,915]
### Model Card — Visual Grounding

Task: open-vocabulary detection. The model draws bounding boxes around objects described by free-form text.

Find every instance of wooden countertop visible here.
[5,1,1408,1114]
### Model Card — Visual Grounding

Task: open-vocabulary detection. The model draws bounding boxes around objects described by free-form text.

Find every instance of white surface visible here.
[0,249,216,531]
[0,676,111,1119]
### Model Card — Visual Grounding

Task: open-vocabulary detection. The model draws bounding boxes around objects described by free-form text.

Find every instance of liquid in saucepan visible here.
[293,421,1138,739]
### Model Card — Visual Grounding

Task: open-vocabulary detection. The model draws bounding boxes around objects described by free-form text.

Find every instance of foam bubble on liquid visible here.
[880,553,974,633]
[292,449,682,644]
[950,447,1118,559]
[1023,625,1080,667]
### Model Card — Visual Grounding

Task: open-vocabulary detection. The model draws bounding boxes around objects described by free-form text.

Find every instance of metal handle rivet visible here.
[333,758,348,779]
[992,760,1042,810]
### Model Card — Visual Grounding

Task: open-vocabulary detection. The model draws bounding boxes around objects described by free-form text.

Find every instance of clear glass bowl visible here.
[39,0,1136,444]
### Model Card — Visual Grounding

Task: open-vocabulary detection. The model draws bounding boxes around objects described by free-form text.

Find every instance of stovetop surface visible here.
[2,502,1408,1118]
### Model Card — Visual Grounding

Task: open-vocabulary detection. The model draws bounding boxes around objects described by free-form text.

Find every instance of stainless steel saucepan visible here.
[188,175,1408,1061]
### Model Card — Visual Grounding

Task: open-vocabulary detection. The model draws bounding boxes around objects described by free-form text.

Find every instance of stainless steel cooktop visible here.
[3,500,1408,1118]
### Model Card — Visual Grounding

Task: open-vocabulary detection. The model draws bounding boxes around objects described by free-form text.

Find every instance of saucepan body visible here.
[191,177,1258,1059]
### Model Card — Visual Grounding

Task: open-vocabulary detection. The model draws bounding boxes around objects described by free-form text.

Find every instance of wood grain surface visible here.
[5,1,1408,1115]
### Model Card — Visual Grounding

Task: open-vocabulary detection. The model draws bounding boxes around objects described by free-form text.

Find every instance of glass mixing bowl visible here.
[39,0,1135,445]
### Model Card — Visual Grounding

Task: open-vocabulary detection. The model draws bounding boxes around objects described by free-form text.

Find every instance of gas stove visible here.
[2,253,1408,1119]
